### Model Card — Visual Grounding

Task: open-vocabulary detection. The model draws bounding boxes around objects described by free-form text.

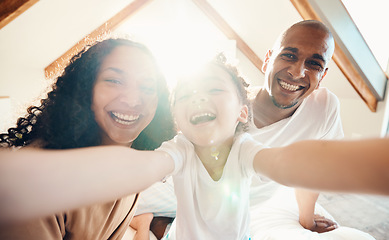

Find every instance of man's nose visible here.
[287,61,306,79]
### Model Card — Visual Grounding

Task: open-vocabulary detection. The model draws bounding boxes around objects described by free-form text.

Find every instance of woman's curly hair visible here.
[0,38,176,150]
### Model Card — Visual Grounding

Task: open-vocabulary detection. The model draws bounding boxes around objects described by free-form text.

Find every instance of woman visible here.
[0,38,176,240]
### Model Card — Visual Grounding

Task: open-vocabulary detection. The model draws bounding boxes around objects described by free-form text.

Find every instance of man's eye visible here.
[307,60,323,71]
[281,53,296,60]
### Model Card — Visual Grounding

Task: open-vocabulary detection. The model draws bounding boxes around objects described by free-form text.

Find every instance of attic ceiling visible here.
[0,0,386,112]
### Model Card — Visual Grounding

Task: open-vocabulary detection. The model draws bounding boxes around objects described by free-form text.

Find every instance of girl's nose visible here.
[191,92,208,105]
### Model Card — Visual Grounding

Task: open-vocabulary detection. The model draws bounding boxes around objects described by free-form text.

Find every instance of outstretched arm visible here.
[0,146,174,223]
[253,137,389,196]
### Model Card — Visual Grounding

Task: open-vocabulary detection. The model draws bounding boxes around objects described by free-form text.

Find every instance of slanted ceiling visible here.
[0,0,384,112]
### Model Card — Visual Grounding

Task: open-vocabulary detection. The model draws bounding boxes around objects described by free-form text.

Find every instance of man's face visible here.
[263,25,333,109]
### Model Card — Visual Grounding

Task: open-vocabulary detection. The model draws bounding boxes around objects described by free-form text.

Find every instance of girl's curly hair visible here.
[211,53,251,133]
[0,38,176,150]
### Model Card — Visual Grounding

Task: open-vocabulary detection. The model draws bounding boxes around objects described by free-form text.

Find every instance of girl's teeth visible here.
[190,112,216,124]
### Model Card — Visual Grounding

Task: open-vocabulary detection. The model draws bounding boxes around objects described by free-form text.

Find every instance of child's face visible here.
[173,65,248,147]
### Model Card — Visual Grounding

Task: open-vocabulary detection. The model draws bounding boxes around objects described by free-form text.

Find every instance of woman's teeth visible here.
[111,111,139,125]
[280,80,301,91]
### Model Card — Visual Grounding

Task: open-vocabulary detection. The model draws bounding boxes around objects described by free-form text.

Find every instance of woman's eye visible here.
[141,86,157,95]
[105,79,121,84]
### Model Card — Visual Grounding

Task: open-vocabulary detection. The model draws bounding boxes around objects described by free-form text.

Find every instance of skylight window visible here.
[342,0,389,72]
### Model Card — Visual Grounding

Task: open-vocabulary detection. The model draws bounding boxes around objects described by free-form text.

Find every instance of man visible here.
[131,20,374,240]
[248,20,374,239]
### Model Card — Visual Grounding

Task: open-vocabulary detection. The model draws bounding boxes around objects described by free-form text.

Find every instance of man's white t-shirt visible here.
[157,133,266,240]
[249,87,344,205]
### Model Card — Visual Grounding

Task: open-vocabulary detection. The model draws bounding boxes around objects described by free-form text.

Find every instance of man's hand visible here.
[295,188,337,233]
[305,214,338,233]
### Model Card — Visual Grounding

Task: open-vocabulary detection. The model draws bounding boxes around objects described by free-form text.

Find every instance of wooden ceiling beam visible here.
[44,0,153,79]
[191,0,263,73]
[0,0,39,30]
[291,0,378,112]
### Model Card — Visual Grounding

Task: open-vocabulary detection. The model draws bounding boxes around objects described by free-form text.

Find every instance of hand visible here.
[130,213,154,240]
[150,216,174,239]
[306,214,338,233]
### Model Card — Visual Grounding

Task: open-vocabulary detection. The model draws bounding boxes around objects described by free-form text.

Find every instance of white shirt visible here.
[158,133,266,240]
[249,87,344,205]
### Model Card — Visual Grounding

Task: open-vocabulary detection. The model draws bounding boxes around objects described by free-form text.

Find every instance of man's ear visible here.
[262,50,272,73]
[316,68,328,89]
[238,105,249,123]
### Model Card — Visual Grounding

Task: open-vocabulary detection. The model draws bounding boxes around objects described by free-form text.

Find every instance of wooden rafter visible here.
[44,0,153,79]
[290,0,378,112]
[191,0,263,72]
[45,0,264,79]
[0,0,39,30]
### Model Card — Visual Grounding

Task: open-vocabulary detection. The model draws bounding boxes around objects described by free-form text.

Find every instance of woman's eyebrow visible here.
[100,67,124,74]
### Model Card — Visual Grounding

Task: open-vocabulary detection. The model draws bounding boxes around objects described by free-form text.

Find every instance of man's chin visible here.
[271,96,298,109]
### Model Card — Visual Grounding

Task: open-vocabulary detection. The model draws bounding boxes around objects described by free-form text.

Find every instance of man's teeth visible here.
[190,112,216,125]
[111,112,139,125]
[280,80,301,91]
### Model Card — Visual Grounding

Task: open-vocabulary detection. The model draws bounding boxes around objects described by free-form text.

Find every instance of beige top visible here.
[0,194,138,240]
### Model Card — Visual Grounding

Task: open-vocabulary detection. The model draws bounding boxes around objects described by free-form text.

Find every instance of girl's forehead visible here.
[176,65,232,89]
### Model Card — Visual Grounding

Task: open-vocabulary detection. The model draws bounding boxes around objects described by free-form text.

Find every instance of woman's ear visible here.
[238,105,249,123]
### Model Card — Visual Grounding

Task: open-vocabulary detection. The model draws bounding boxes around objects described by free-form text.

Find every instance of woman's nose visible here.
[118,87,142,107]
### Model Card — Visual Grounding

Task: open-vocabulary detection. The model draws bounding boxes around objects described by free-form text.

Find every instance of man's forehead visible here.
[280,29,331,61]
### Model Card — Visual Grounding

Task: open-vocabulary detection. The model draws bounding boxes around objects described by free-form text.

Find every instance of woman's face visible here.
[91,45,159,146]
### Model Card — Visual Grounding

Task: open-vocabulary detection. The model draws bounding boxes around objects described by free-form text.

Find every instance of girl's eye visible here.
[209,88,224,94]
[175,94,189,102]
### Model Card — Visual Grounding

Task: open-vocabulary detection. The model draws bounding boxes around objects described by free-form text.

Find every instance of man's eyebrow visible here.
[282,47,298,53]
[312,53,326,63]
[282,47,326,63]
